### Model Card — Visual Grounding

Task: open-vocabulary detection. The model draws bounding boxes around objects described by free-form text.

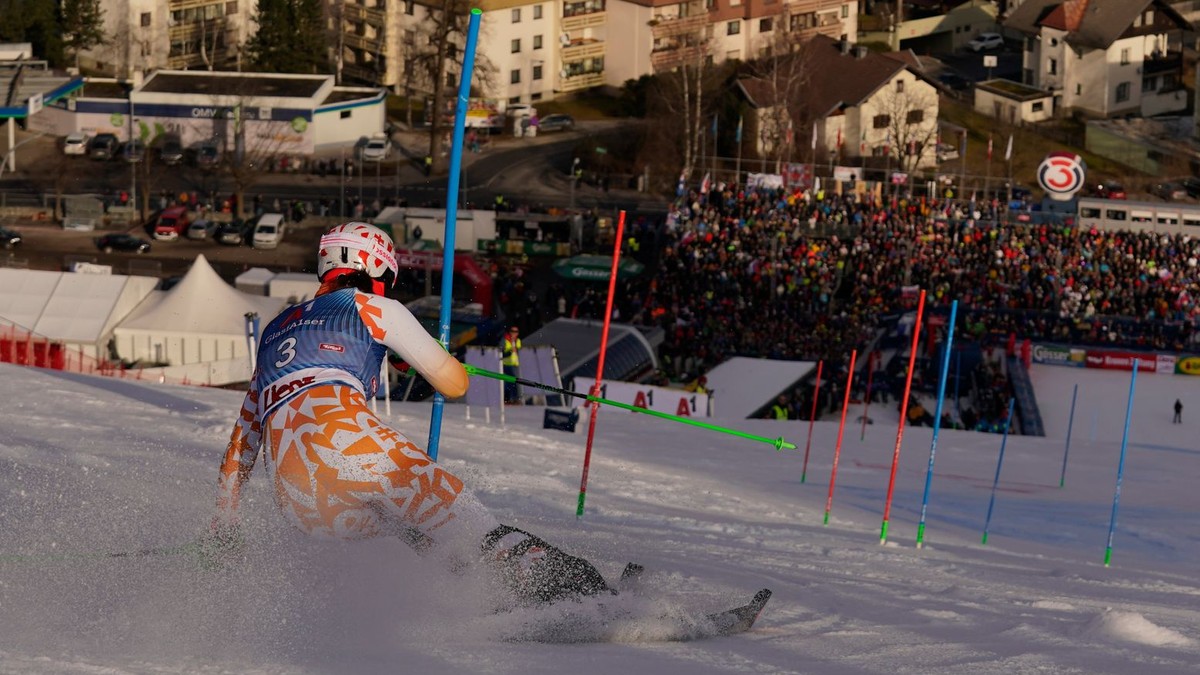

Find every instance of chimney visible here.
[855,45,869,59]
[840,39,852,55]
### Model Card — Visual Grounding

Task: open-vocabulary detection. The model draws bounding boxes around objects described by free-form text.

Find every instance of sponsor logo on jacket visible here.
[264,374,316,410]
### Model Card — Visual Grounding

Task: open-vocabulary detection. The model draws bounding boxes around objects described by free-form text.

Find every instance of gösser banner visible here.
[571,378,711,418]
[1032,344,1189,375]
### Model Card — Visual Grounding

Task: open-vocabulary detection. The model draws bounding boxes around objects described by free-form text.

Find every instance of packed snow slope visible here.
[1,362,1197,674]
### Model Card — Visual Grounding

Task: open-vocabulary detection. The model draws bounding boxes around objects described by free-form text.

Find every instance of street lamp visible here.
[569,156,580,208]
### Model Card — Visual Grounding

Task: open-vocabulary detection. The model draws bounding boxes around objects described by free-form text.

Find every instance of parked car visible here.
[121,139,146,163]
[1182,176,1200,198]
[1152,181,1187,201]
[0,226,21,249]
[63,132,88,156]
[936,143,959,162]
[95,233,151,254]
[153,206,191,241]
[252,213,286,250]
[1090,180,1128,200]
[195,142,220,169]
[215,221,246,246]
[361,133,391,162]
[537,113,575,132]
[158,134,184,165]
[89,133,119,160]
[937,70,972,92]
[968,32,1004,52]
[186,218,217,240]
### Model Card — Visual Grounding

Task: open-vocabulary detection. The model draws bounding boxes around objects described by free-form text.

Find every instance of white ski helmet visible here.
[317,222,399,286]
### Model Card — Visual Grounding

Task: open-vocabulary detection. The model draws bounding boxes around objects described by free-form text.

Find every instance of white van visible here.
[252,213,286,250]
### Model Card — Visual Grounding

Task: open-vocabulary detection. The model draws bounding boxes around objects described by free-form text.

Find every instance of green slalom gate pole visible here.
[464,365,797,451]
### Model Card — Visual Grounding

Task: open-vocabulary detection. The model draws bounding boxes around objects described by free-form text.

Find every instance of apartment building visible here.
[78,0,253,77]
[330,0,853,103]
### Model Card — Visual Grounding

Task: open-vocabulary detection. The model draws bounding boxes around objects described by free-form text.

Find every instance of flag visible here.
[735,115,743,143]
[960,130,967,158]
[811,121,818,151]
[860,130,867,154]
[1004,134,1013,161]
[676,169,686,197]
[700,171,711,195]
[987,135,993,161]
[785,118,794,147]
[836,127,842,149]
[712,114,718,137]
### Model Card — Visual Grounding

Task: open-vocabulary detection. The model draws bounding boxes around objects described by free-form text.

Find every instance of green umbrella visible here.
[551,255,644,282]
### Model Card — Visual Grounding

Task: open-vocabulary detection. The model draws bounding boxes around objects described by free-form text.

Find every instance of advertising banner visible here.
[1083,350,1157,372]
[1031,343,1085,368]
[1176,356,1200,376]
[1156,354,1177,375]
[571,378,711,418]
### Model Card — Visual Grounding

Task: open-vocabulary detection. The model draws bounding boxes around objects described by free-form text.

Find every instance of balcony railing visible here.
[650,44,707,72]
[650,14,706,40]
[1143,51,1183,76]
[559,71,604,92]
[562,39,605,60]
[562,11,605,32]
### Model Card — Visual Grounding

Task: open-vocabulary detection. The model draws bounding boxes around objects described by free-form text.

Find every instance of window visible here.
[1031,101,1044,112]
[225,1,237,15]
[512,8,520,22]
[873,114,890,129]
[141,12,151,26]
[1048,58,1057,75]
[1076,83,1082,95]
[759,18,773,32]
[706,0,715,9]
[405,0,413,14]
[510,69,521,84]
[1080,207,1101,218]
[340,110,352,119]
[531,93,543,101]
[905,110,923,124]
[1025,38,1034,52]
[1116,81,1130,103]
[1120,48,1130,65]
[1105,209,1127,221]
[533,64,543,80]
[533,4,542,19]
[1143,75,1158,91]
[509,96,521,104]
[727,20,740,36]
[533,35,543,49]
[730,0,741,6]
[895,79,904,93]
[512,38,521,53]
[841,4,849,18]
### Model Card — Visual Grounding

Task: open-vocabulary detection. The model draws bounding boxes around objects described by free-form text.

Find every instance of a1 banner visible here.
[571,378,711,418]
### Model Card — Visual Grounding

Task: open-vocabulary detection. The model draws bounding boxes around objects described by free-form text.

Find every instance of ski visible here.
[705,588,772,636]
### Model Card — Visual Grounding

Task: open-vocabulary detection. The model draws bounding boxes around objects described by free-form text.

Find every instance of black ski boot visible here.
[482,525,612,606]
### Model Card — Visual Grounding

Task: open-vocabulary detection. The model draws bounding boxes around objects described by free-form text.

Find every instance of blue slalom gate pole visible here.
[427,8,482,461]
[1104,365,1138,567]
[916,301,957,548]
[1059,384,1078,488]
[981,397,1016,545]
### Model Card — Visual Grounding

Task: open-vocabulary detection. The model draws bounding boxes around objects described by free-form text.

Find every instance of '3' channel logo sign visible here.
[1036,152,1087,201]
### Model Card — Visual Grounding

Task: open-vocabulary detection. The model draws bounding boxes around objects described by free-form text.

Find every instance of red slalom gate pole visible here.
[576,210,626,518]
[860,351,875,441]
[800,360,823,483]
[823,349,857,525]
[879,289,926,545]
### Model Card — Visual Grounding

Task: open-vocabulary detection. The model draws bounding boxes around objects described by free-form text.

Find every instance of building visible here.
[1004,0,1191,118]
[328,0,856,104]
[76,0,254,77]
[29,70,385,155]
[736,35,941,171]
[974,78,1054,124]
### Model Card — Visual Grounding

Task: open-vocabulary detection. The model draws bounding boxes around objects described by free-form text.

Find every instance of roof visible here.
[1005,0,1191,50]
[116,254,284,337]
[138,71,328,99]
[703,357,816,420]
[523,318,663,383]
[736,36,910,117]
[0,268,158,345]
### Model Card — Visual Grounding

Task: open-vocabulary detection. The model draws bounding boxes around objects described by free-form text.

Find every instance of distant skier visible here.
[1174,398,1183,424]
[206,222,609,606]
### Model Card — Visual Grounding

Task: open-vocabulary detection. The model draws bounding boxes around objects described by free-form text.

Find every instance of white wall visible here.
[603,1,652,88]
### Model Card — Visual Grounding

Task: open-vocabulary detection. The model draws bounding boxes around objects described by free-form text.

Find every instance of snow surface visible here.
[1,361,1198,674]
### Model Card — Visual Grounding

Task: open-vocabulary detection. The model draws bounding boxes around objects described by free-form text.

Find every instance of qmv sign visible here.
[1036,152,1087,201]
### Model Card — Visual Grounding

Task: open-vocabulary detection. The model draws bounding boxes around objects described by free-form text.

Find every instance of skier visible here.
[205,222,609,606]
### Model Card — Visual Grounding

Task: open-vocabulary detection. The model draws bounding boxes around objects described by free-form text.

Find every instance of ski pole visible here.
[463,364,797,451]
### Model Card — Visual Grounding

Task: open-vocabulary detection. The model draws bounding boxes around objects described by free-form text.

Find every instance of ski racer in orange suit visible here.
[208,222,608,605]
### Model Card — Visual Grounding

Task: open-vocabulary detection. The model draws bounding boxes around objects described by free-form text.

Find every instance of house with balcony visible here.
[78,0,252,78]
[605,0,856,90]
[1004,0,1191,118]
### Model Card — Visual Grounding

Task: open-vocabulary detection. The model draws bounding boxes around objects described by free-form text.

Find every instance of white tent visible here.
[704,357,816,419]
[0,268,159,360]
[113,254,285,368]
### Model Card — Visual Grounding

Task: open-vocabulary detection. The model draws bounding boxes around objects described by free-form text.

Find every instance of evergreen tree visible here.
[60,0,105,71]
[246,0,330,74]
[0,0,64,66]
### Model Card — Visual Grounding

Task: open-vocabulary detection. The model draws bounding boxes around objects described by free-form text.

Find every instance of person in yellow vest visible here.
[770,394,790,420]
[502,325,522,403]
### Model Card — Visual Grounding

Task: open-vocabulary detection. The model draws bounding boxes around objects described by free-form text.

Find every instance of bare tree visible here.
[746,25,817,172]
